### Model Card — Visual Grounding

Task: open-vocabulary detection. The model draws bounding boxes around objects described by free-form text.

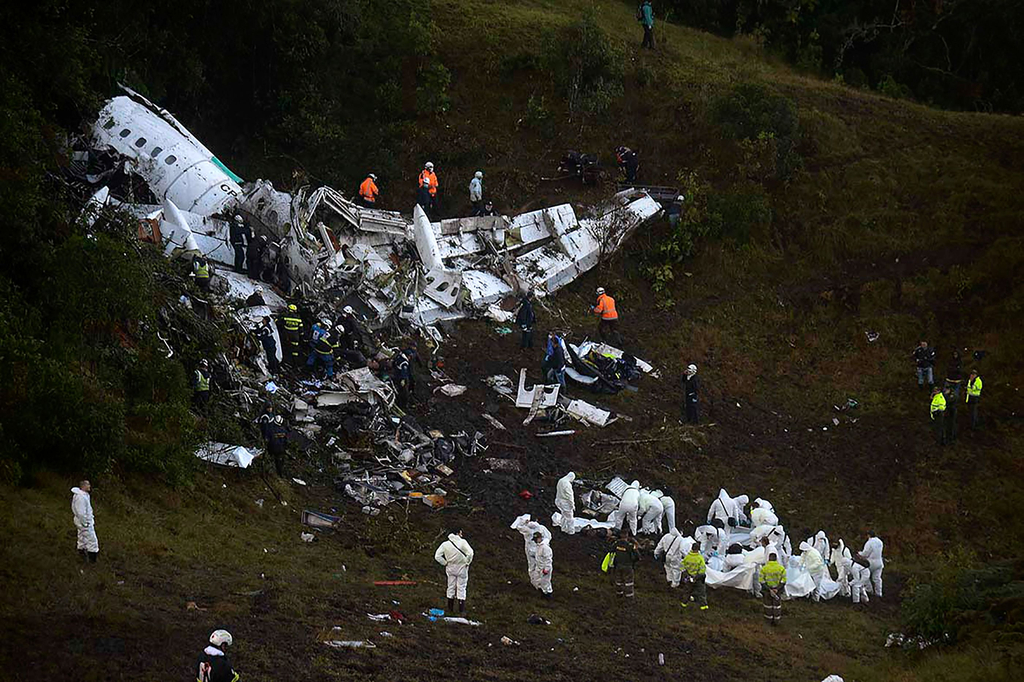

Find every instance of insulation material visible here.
[196,442,260,468]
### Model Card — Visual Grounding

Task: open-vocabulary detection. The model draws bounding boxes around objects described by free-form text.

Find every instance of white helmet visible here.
[474,171,483,179]
[596,287,605,295]
[368,173,377,180]
[422,176,431,187]
[274,415,284,425]
[210,630,233,647]
[687,363,698,375]
[343,305,355,315]
[322,318,333,330]
[425,162,434,170]
[234,214,243,224]
[254,285,263,293]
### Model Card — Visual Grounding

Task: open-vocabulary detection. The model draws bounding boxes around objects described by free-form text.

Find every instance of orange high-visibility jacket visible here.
[359,177,379,203]
[593,293,618,320]
[419,169,438,196]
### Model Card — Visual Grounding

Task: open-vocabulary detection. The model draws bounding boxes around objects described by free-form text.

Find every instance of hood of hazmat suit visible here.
[619,481,640,511]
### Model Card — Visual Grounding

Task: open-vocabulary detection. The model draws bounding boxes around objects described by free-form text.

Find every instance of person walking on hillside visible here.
[71,481,99,563]
[469,171,484,215]
[193,255,212,293]
[435,529,474,614]
[654,527,689,588]
[591,287,621,345]
[416,176,433,215]
[359,173,379,208]
[912,340,936,389]
[193,359,212,411]
[857,531,885,598]
[680,545,709,609]
[555,471,577,534]
[607,529,641,598]
[528,531,554,599]
[760,552,787,625]
[637,0,655,49]
[264,414,290,476]
[515,292,535,349]
[682,363,701,423]
[965,369,983,430]
[419,162,439,215]
[544,331,567,388]
[930,386,947,445]
[197,630,239,682]
[230,214,251,273]
[616,146,640,182]
[944,350,963,441]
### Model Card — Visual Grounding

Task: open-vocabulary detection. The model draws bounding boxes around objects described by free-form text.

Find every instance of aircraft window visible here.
[103,119,116,130]
[119,128,131,138]
[134,137,147,148]
[165,155,178,165]
[150,147,163,157]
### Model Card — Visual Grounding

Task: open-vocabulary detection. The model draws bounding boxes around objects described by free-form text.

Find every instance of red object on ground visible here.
[519,490,533,500]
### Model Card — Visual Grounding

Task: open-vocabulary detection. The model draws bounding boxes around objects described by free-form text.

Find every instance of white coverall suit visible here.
[639,489,664,535]
[71,487,99,554]
[654,491,677,531]
[860,536,884,597]
[654,528,691,587]
[554,472,576,534]
[512,514,552,590]
[435,534,474,600]
[527,536,554,594]
[799,541,826,601]
[610,481,640,535]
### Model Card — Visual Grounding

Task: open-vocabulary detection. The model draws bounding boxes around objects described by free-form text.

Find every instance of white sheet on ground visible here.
[551,512,615,532]
[196,442,261,468]
[706,563,758,591]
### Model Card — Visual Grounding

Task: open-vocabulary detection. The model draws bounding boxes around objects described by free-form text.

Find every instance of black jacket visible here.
[515,298,535,328]
[265,422,289,454]
[229,221,251,246]
[197,646,236,682]
[609,537,641,567]
[683,374,700,401]
[913,346,936,368]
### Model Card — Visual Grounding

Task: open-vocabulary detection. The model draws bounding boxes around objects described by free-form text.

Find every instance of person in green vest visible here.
[965,369,983,430]
[279,305,303,366]
[759,552,787,625]
[679,545,708,610]
[193,359,212,411]
[193,255,212,292]
[930,386,947,445]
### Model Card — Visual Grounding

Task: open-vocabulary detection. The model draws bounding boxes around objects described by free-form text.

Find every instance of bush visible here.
[711,82,802,180]
[552,11,624,117]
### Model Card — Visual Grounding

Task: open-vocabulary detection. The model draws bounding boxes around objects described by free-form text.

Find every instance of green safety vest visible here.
[682,552,706,576]
[760,560,787,587]
[966,376,982,400]
[930,392,946,417]
[195,369,210,392]
[195,262,210,279]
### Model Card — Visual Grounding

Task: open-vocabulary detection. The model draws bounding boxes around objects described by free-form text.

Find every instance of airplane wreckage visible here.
[77,87,663,329]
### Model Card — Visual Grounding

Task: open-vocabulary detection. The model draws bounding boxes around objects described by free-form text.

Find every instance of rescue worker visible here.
[615,146,640,183]
[358,173,379,207]
[280,304,303,366]
[264,414,289,476]
[591,287,621,345]
[256,403,275,440]
[469,170,484,215]
[760,552,787,625]
[392,348,416,408]
[680,544,708,609]
[857,531,885,598]
[930,386,947,445]
[610,480,640,536]
[528,532,554,599]
[416,176,433,214]
[912,340,936,389]
[71,480,99,563]
[639,488,665,534]
[193,255,212,292]
[434,529,474,614]
[230,214,251,273]
[799,540,826,602]
[654,527,689,588]
[255,316,279,373]
[638,0,655,49]
[966,369,982,430]
[481,201,498,216]
[515,293,535,349]
[543,332,567,388]
[945,349,964,400]
[245,286,266,307]
[608,529,641,598]
[419,162,439,214]
[307,319,336,379]
[246,233,264,280]
[196,629,238,682]
[683,363,700,423]
[193,359,212,410]
[555,471,577,534]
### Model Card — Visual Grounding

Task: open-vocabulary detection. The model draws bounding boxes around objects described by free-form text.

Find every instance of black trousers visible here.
[968,397,980,429]
[642,26,654,49]
[521,327,533,349]
[933,414,946,445]
[685,398,699,423]
[946,404,958,442]
[233,243,246,272]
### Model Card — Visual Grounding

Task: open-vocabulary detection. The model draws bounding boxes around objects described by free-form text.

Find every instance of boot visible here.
[458,599,466,614]
[446,598,455,613]
[79,549,88,562]
[88,552,99,563]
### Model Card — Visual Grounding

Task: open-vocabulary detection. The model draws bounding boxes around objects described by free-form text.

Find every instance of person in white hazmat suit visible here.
[750,498,779,528]
[512,514,552,591]
[830,539,852,597]
[652,490,677,531]
[610,480,641,535]
[653,528,693,587]
[858,531,885,597]
[435,529,474,614]
[71,481,99,563]
[554,472,577,534]
[832,541,870,604]
[812,531,831,573]
[799,541,827,601]
[639,489,664,534]
[707,492,732,529]
[527,532,554,598]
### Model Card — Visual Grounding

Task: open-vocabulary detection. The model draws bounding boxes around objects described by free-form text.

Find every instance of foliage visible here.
[551,10,625,117]
[712,82,802,180]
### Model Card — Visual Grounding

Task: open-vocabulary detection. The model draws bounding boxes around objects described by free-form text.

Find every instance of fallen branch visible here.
[597,437,673,446]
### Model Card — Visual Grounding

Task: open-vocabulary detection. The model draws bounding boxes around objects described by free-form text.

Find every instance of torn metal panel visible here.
[196,442,261,468]
[565,399,616,427]
[413,205,443,270]
[91,92,242,216]
[220,271,286,310]
[515,369,560,409]
[339,243,394,279]
[459,270,513,308]
[423,268,463,308]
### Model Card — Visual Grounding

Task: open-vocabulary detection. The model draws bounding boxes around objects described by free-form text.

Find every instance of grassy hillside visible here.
[2,1,1024,680]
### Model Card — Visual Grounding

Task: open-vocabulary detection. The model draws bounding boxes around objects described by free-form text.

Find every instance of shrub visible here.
[552,11,624,117]
[711,82,802,180]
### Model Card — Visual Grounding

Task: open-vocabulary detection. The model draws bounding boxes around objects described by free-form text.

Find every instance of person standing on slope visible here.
[638,0,655,49]
[435,529,474,614]
[71,481,99,563]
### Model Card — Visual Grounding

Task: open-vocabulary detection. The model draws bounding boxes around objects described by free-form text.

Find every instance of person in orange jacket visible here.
[419,162,439,215]
[591,286,621,345]
[358,173,379,207]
